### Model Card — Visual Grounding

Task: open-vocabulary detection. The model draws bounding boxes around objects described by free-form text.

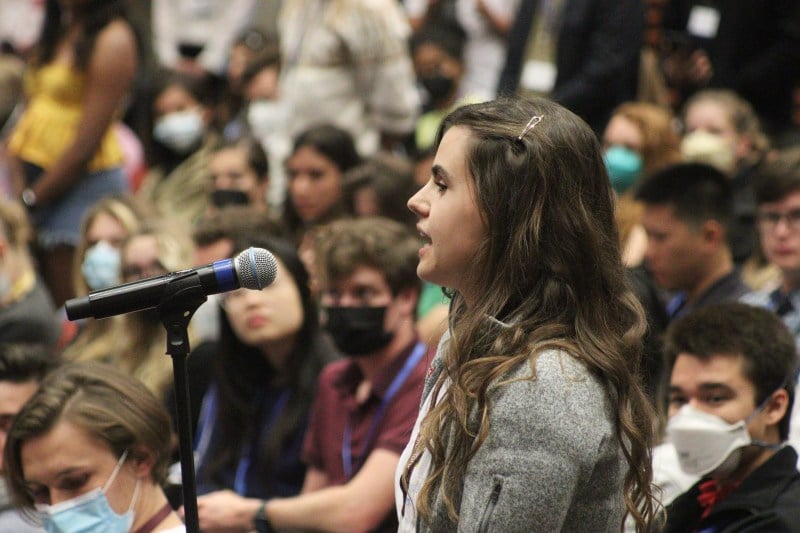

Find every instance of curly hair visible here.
[406,97,658,531]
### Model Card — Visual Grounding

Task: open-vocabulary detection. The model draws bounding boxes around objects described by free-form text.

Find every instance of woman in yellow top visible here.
[8,0,138,308]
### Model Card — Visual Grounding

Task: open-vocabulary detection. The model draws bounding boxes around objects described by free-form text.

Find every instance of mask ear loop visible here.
[745,388,789,450]
[102,449,130,492]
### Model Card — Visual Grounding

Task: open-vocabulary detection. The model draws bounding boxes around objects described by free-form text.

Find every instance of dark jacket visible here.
[498,0,644,134]
[665,446,800,533]
[663,0,800,134]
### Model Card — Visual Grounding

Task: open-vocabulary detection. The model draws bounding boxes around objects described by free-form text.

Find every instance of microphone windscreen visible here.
[234,247,278,290]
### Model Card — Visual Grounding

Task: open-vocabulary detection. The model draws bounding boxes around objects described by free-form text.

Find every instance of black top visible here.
[665,446,800,533]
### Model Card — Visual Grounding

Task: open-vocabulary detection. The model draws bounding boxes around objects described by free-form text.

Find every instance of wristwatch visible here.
[253,500,276,533]
[21,188,36,208]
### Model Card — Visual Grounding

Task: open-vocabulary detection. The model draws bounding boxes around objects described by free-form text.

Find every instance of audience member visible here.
[207,136,269,212]
[661,0,800,138]
[603,101,682,266]
[636,162,750,321]
[7,0,137,308]
[497,0,644,134]
[680,89,772,265]
[409,22,473,153]
[152,0,256,77]
[4,362,186,532]
[0,199,59,348]
[399,96,657,531]
[196,217,427,532]
[238,47,290,208]
[190,205,285,344]
[277,0,420,155]
[137,70,217,228]
[743,151,800,333]
[64,220,196,404]
[0,343,57,533]
[405,0,520,101]
[190,236,336,528]
[61,195,151,356]
[217,27,273,137]
[282,124,360,247]
[662,303,800,531]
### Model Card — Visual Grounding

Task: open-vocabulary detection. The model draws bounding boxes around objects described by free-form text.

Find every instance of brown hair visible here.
[407,97,657,531]
[4,362,173,512]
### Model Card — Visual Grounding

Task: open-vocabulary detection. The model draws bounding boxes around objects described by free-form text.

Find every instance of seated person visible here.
[636,163,751,322]
[195,216,428,532]
[0,343,58,533]
[191,235,336,513]
[4,361,186,532]
[0,199,60,348]
[662,302,800,531]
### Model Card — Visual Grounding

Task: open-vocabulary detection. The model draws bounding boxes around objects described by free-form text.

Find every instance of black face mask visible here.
[323,306,394,357]
[420,74,455,104]
[211,189,251,208]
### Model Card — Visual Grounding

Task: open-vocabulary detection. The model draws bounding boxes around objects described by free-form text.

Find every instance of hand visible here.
[185,490,258,532]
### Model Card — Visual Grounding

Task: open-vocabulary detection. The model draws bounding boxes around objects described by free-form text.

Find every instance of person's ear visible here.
[700,219,725,247]
[762,388,790,427]
[130,445,156,479]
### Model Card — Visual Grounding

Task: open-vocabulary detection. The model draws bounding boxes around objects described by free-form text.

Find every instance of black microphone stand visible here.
[157,272,208,533]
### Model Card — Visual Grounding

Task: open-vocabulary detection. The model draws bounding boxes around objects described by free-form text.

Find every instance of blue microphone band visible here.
[212,259,237,292]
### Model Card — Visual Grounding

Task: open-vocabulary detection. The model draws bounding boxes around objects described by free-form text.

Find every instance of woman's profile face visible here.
[286,146,343,223]
[21,420,141,512]
[223,258,304,353]
[407,126,486,301]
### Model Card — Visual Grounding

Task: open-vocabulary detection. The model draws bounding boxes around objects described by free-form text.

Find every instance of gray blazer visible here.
[416,333,627,532]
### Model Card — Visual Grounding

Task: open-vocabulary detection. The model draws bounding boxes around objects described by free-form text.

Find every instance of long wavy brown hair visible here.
[407,97,658,531]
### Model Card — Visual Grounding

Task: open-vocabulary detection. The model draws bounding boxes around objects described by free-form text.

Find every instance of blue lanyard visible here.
[341,343,426,480]
[234,389,291,494]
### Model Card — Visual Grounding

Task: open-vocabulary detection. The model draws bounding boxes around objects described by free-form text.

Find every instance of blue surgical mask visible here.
[153,109,204,154]
[81,241,121,291]
[604,145,643,193]
[36,450,139,533]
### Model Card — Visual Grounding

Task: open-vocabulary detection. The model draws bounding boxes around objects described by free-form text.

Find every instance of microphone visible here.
[65,247,278,321]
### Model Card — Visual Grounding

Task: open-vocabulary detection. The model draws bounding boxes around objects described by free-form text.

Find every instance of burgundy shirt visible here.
[302,340,429,487]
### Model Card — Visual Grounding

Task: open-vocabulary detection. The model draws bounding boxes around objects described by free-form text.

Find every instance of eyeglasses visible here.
[757,208,800,231]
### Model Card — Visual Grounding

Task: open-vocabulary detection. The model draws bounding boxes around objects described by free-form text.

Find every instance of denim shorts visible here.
[24,162,129,248]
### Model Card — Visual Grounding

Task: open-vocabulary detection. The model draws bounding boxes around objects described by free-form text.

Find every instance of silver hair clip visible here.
[517,115,544,141]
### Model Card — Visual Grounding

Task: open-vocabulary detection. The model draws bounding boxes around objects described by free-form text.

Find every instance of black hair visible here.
[204,235,336,488]
[0,343,58,383]
[664,302,797,440]
[635,162,733,229]
[36,0,132,70]
[754,148,800,205]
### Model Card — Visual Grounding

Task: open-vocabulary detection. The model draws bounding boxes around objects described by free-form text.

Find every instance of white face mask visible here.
[680,130,737,174]
[153,109,205,154]
[667,400,780,478]
[247,99,287,140]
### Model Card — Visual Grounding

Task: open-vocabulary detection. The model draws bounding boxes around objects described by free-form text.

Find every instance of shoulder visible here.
[485,350,616,446]
[94,19,137,55]
[317,358,354,387]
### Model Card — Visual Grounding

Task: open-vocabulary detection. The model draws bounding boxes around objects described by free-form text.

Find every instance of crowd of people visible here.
[0,0,799,532]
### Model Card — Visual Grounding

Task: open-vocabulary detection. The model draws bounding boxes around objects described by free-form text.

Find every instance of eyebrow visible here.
[431,164,451,182]
[669,382,736,394]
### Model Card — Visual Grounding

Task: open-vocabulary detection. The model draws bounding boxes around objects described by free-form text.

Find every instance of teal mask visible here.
[604,145,643,193]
